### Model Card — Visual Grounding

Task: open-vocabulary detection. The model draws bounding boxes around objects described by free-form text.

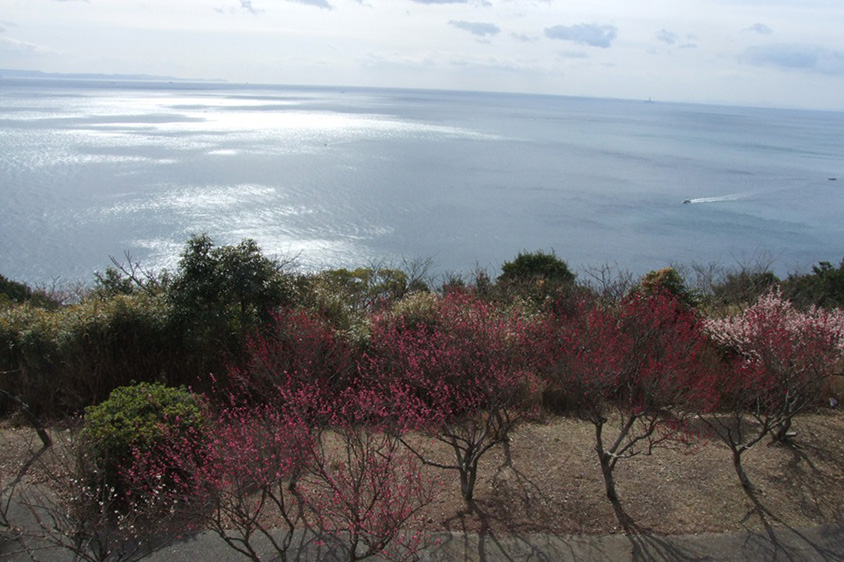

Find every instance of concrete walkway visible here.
[3,465,843,562]
[3,521,843,562]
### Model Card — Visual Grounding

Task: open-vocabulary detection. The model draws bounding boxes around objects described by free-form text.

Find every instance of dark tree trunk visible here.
[599,452,619,504]
[459,461,478,504]
[593,420,620,505]
[732,448,753,491]
[0,390,51,448]
[772,417,794,443]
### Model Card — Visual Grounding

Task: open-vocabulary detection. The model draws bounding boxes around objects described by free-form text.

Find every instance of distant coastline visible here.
[0,68,227,84]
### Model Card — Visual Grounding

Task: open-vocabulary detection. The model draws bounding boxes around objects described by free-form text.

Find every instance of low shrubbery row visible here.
[2,238,843,420]
[4,285,842,562]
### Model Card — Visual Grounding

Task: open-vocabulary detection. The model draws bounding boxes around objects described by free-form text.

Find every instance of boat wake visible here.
[683,193,744,204]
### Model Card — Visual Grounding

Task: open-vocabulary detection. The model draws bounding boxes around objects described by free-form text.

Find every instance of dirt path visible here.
[2,410,842,544]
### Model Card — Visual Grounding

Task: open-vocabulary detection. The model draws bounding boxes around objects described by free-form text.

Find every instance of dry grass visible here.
[2,409,842,538]
[423,409,844,537]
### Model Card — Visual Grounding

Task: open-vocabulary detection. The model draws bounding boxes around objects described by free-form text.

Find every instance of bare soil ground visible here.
[2,409,842,538]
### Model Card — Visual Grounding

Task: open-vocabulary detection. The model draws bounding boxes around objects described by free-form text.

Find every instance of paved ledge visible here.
[3,523,843,562]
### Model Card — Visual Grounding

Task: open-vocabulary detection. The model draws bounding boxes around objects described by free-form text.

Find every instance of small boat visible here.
[682,199,692,204]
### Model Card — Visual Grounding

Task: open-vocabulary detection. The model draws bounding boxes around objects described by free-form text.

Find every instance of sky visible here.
[2,0,844,110]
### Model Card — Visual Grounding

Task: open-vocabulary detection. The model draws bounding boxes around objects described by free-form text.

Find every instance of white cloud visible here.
[656,29,677,45]
[287,0,332,9]
[408,0,492,5]
[744,23,773,35]
[544,24,618,48]
[511,33,536,43]
[557,51,588,59]
[0,36,48,53]
[744,43,844,75]
[239,0,261,14]
[448,20,500,37]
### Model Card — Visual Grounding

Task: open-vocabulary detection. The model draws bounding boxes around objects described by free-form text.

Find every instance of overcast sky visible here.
[3,0,844,110]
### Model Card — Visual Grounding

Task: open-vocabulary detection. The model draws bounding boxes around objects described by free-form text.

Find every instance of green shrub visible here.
[636,267,698,309]
[82,382,208,497]
[91,266,142,298]
[165,234,297,378]
[0,273,34,304]
[782,258,844,309]
[499,250,575,285]
[167,234,295,334]
[0,293,179,416]
[390,291,442,329]
[0,273,61,309]
[709,268,779,311]
[496,250,577,308]
[1,235,297,417]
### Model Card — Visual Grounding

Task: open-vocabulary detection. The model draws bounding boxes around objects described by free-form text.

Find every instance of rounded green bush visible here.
[82,382,208,497]
[498,250,575,285]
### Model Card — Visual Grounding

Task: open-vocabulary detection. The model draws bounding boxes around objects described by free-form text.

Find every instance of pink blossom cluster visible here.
[707,289,844,356]
[705,289,844,410]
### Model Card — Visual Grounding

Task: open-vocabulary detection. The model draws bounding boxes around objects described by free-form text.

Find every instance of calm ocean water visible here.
[2,78,843,286]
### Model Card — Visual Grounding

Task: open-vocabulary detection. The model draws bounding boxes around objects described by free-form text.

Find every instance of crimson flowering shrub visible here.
[227,307,356,423]
[542,291,710,508]
[122,402,436,562]
[118,368,436,562]
[620,291,712,412]
[703,289,844,490]
[158,303,438,561]
[192,406,310,562]
[361,291,541,504]
[300,423,436,562]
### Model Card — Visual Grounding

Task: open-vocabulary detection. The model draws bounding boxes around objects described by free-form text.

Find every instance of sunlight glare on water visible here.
[1,80,843,285]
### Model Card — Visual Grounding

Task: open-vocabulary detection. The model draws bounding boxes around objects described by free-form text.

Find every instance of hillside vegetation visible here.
[1,238,843,561]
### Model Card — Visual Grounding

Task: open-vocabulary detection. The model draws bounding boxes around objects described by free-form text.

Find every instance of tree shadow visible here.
[438,440,712,562]
[434,499,719,562]
[1,434,51,558]
[0,528,28,560]
[3,443,49,495]
[488,442,714,562]
[437,494,715,562]
[780,439,844,522]
[437,500,584,562]
[486,438,575,533]
[738,479,844,562]
[611,501,715,562]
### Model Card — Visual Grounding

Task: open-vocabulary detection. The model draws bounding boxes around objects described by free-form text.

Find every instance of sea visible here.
[2,78,843,287]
